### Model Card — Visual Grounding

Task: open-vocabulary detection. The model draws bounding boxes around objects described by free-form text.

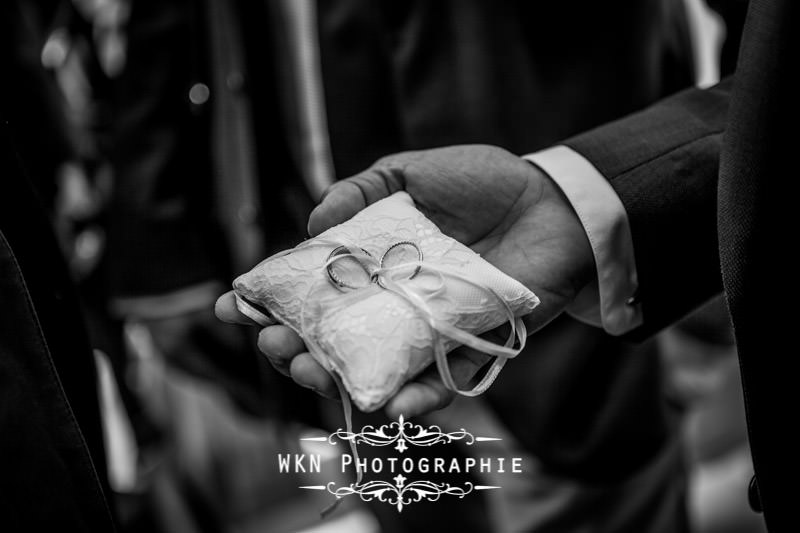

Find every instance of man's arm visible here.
[561,79,732,339]
[219,144,597,416]
[215,81,734,415]
[215,71,734,409]
[519,0,749,339]
[524,146,643,336]
[215,75,738,418]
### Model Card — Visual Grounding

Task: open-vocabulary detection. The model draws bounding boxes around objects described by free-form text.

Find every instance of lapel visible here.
[0,127,115,530]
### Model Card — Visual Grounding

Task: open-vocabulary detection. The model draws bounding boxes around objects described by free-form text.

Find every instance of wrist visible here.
[523,146,643,335]
[530,163,596,300]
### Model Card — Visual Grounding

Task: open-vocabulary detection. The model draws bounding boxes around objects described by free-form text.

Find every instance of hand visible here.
[216,145,594,416]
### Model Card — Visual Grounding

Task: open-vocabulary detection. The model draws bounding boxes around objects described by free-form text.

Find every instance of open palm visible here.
[216,145,594,416]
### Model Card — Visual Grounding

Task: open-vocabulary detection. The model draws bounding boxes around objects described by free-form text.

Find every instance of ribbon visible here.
[234,238,529,516]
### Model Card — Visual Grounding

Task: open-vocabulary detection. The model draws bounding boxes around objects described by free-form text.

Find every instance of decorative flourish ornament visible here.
[326,479,477,513]
[328,414,477,453]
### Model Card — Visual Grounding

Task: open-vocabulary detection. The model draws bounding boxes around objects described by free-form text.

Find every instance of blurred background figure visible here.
[2,0,764,532]
[661,298,767,533]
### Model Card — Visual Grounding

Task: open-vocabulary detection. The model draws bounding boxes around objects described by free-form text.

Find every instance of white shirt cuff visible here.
[523,146,642,335]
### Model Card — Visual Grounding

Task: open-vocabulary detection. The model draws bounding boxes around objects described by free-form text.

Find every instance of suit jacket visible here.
[565,0,796,529]
[0,125,115,530]
[0,2,114,529]
[0,0,114,532]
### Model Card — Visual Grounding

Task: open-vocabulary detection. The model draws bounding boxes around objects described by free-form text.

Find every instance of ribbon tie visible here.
[311,240,527,396]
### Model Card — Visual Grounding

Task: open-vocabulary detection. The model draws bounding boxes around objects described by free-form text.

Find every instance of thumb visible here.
[307,181,368,236]
[307,162,407,236]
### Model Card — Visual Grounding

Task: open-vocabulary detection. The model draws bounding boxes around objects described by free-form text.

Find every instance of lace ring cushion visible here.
[233,192,539,412]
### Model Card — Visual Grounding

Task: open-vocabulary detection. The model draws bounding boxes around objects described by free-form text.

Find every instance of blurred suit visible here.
[0,46,115,533]
[0,2,115,530]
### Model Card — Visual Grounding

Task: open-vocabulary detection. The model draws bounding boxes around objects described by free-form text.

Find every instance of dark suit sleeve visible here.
[563,79,732,339]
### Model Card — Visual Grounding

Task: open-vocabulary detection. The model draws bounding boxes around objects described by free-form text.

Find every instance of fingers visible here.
[289,353,338,400]
[308,161,407,236]
[385,373,455,419]
[256,326,338,400]
[308,181,367,236]
[214,291,260,325]
[216,292,338,400]
[257,325,305,376]
[385,348,490,418]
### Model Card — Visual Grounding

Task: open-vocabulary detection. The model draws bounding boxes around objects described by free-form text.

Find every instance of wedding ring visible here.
[326,246,375,290]
[379,241,423,280]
